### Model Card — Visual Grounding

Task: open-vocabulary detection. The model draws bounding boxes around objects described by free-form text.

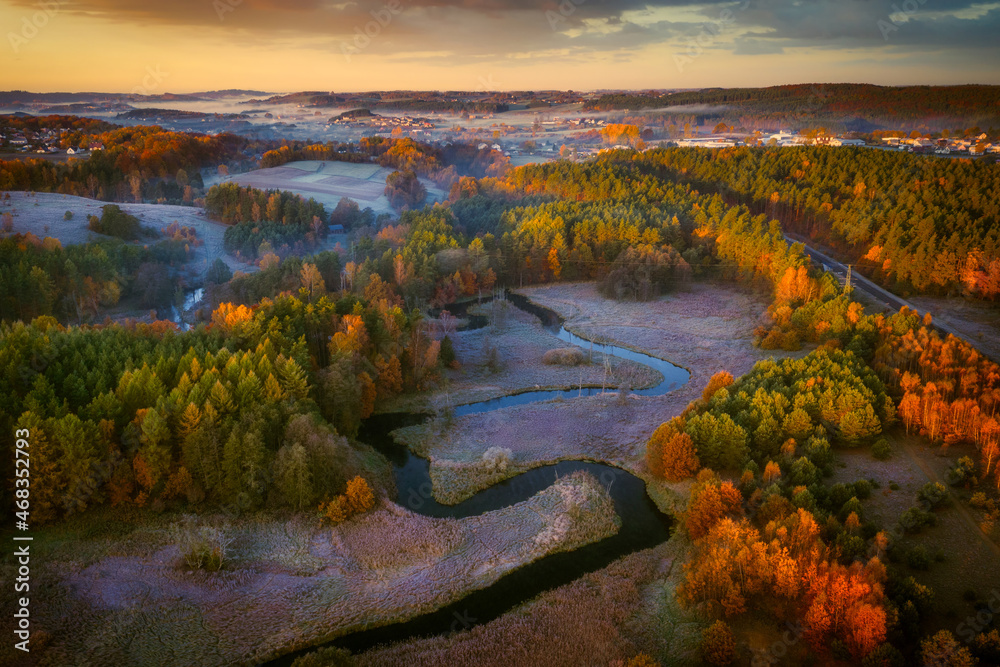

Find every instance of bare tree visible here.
[128,171,143,204]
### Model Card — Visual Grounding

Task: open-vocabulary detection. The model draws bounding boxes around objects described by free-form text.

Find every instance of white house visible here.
[829,138,866,147]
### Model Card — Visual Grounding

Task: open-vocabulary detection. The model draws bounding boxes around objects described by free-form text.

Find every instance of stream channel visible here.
[268,293,690,664]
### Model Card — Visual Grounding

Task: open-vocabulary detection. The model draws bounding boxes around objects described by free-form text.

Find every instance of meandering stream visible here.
[267,295,689,664]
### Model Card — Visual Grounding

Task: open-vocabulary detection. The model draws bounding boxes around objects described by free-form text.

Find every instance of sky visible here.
[2,0,1000,93]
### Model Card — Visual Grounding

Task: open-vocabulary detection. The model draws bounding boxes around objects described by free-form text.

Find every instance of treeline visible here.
[258,138,508,193]
[584,84,1000,127]
[208,251,341,306]
[203,182,328,259]
[204,182,327,226]
[259,142,371,169]
[0,123,241,204]
[599,146,1000,299]
[336,158,852,344]
[374,99,508,114]
[260,137,443,175]
[440,159,862,350]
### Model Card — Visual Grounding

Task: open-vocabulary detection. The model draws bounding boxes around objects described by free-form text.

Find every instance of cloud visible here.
[3,0,998,81]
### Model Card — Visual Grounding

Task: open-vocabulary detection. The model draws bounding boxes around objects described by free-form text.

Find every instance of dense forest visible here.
[586,147,1000,299]
[1,283,440,524]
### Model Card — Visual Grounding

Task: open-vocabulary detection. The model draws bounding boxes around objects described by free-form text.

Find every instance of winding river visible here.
[268,295,689,664]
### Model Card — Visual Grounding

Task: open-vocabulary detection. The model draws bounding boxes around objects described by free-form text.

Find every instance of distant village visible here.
[1,114,998,162]
[672,130,998,154]
[325,109,435,137]
[0,124,103,155]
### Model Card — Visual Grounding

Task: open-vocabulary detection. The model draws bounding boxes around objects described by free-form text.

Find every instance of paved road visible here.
[783,234,990,358]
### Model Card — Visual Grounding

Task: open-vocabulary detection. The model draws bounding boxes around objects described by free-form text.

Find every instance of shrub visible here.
[440,335,456,366]
[63,210,73,220]
[482,336,503,373]
[917,482,949,509]
[88,204,143,240]
[872,439,892,460]
[542,347,587,366]
[171,517,232,571]
[906,545,932,570]
[853,479,873,500]
[920,630,976,667]
[899,506,937,533]
[320,496,348,525]
[701,620,735,666]
[482,446,513,473]
[861,642,905,667]
[946,456,977,486]
[206,257,233,284]
[970,492,990,509]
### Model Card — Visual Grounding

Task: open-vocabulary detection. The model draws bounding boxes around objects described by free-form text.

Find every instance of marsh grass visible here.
[542,347,588,366]
[352,536,701,667]
[338,506,463,571]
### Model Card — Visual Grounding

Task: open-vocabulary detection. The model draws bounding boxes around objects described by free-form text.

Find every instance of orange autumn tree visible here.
[345,475,375,514]
[763,460,782,484]
[319,476,376,526]
[647,417,700,480]
[663,432,701,481]
[683,470,743,539]
[702,371,735,402]
[775,265,819,305]
[701,620,736,666]
[802,559,887,659]
[211,302,253,334]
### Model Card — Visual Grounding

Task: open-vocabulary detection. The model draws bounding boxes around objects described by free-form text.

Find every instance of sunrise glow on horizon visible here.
[3,0,1000,93]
